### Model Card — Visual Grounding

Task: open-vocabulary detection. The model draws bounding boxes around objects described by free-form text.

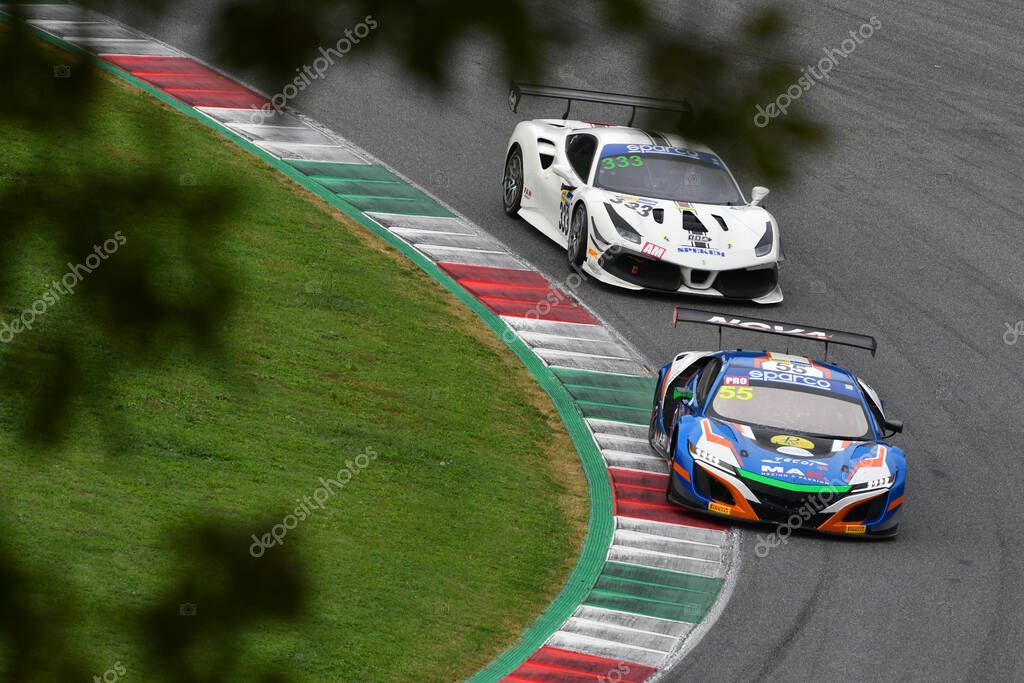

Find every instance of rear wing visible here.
[672,307,877,357]
[508,82,691,126]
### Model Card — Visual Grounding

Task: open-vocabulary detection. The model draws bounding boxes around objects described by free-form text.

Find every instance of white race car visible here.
[502,84,783,304]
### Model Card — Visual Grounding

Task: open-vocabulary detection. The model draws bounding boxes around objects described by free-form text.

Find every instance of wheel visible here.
[567,203,588,268]
[502,146,524,217]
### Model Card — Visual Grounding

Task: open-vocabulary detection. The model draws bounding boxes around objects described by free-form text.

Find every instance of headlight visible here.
[604,203,642,245]
[755,221,774,257]
[851,472,896,492]
[688,441,736,474]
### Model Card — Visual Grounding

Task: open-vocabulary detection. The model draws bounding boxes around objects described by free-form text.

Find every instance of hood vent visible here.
[712,215,729,231]
[653,208,664,224]
[682,211,708,235]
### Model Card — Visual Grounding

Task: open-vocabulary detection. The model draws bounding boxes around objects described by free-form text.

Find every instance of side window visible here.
[665,358,711,423]
[695,358,723,406]
[565,134,597,182]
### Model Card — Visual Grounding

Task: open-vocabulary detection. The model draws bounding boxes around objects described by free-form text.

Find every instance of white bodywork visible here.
[505,120,784,303]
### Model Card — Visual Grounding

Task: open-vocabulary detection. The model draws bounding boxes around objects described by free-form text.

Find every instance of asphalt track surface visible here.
[103,1,1024,680]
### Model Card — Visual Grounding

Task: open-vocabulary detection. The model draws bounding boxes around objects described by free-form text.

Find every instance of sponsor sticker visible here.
[749,369,832,390]
[771,435,816,449]
[776,446,817,458]
[760,359,826,379]
[762,465,812,477]
[708,316,834,341]
[557,186,574,234]
[765,456,827,467]
[599,144,726,169]
[723,376,749,386]
[844,524,867,534]
[708,502,731,515]
[678,246,726,258]
[641,242,666,259]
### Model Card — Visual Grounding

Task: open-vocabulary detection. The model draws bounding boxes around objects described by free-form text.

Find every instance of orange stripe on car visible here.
[817,492,885,534]
[702,419,741,461]
[673,461,691,481]
[700,464,758,521]
[845,445,887,482]
[887,495,904,512]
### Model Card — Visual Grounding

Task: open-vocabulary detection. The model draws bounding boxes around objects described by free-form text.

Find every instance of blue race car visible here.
[649,308,906,538]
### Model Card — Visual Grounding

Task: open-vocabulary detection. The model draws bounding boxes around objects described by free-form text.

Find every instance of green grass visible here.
[0,50,585,681]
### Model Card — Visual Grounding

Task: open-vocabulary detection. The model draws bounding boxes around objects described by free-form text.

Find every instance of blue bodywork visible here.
[649,350,906,537]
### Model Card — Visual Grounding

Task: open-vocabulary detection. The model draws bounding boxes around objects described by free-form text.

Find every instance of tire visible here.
[567,203,589,268]
[502,146,524,217]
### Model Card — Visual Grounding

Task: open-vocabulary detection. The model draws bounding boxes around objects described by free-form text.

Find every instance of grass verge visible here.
[0,34,586,682]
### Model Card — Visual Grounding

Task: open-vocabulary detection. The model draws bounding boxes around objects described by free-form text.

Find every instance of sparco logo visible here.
[707,316,833,340]
[750,369,831,389]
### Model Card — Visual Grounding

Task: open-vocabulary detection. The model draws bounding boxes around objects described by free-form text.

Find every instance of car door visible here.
[551,133,598,236]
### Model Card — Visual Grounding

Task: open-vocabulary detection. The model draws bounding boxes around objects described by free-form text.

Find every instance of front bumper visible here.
[584,243,783,304]
[668,461,901,538]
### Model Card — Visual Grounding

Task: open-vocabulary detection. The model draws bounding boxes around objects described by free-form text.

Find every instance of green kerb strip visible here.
[562,384,651,409]
[554,369,655,419]
[0,16,615,682]
[552,367,656,394]
[318,180,426,198]
[602,561,723,593]
[575,401,650,425]
[290,160,396,180]
[283,160,453,217]
[738,468,852,494]
[584,560,724,624]
[589,561,724,626]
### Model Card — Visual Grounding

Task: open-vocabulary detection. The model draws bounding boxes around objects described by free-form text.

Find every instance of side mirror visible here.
[750,186,770,207]
[882,419,903,436]
[673,388,694,402]
[552,164,575,182]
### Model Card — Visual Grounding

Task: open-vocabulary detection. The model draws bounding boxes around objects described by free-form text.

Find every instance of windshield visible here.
[708,383,872,440]
[594,144,744,205]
